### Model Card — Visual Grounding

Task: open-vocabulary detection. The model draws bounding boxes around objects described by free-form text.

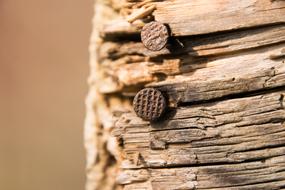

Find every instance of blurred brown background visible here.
[0,0,93,189]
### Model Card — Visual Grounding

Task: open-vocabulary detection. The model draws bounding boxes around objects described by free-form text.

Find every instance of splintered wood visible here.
[86,0,285,189]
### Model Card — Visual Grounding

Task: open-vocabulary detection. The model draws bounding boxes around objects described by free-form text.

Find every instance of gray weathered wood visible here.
[98,44,285,106]
[113,91,285,169]
[86,0,285,189]
[118,160,285,190]
[100,24,285,58]
[154,0,285,36]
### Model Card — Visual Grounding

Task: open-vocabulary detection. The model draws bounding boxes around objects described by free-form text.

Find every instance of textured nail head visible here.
[141,21,169,51]
[133,88,167,121]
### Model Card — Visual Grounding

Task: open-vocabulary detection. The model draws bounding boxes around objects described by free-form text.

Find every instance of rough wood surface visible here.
[85,1,129,190]
[154,0,285,36]
[113,91,285,168]
[102,0,285,38]
[99,44,285,105]
[101,24,285,58]
[113,91,285,190]
[118,160,285,190]
[86,0,285,189]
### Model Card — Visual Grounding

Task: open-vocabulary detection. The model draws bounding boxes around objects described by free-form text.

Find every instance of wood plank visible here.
[118,157,285,190]
[88,1,285,189]
[99,44,285,106]
[99,24,285,58]
[113,91,285,169]
[154,0,285,36]
[151,45,285,105]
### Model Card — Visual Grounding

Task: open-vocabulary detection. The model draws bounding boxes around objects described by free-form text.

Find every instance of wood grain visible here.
[154,0,285,36]
[87,0,285,189]
[100,24,285,58]
[119,160,285,190]
[113,91,285,168]
[113,91,285,189]
[99,44,285,106]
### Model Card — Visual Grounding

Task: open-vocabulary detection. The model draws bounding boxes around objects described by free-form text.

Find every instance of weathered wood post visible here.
[85,0,285,189]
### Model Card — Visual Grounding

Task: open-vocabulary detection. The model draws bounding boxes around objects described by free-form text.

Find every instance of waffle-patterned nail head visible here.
[133,88,166,121]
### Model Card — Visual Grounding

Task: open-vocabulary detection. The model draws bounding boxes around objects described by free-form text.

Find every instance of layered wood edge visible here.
[86,0,285,189]
[103,0,285,37]
[154,0,285,36]
[85,1,129,190]
[113,90,285,189]
[98,32,285,106]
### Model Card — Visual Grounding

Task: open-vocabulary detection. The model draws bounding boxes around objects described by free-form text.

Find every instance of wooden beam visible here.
[154,0,285,36]
[118,161,285,189]
[100,24,285,58]
[98,45,285,106]
[113,91,285,169]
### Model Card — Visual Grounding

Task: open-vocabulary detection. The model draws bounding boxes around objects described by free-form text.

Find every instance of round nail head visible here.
[133,88,166,121]
[141,21,169,51]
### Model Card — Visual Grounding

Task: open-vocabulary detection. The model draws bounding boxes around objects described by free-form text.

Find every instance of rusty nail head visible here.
[133,88,167,121]
[141,21,169,51]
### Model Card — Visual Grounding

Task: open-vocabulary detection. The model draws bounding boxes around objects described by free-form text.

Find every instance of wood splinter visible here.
[126,4,156,23]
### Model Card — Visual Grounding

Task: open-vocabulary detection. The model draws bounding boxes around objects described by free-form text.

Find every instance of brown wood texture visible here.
[154,0,285,36]
[86,0,285,189]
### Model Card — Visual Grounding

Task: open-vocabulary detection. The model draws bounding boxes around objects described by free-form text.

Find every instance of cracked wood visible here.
[154,0,285,36]
[113,91,285,169]
[113,91,285,189]
[87,0,285,189]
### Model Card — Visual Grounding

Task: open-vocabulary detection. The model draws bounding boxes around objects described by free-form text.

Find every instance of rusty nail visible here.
[133,88,167,121]
[141,21,169,51]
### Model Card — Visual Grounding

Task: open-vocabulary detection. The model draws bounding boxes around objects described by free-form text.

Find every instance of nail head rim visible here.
[133,88,167,121]
[141,21,169,51]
